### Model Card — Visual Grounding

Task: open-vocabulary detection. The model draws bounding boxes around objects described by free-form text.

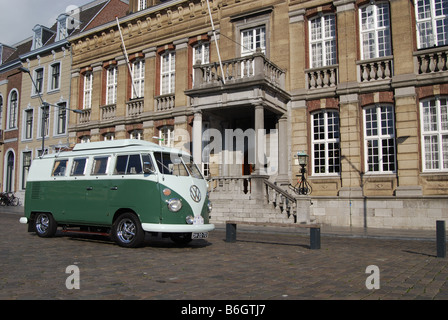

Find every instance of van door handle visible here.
[86,186,93,191]
[110,186,118,190]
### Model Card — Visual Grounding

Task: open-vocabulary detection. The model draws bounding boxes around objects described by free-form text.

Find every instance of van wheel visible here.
[170,233,192,246]
[34,213,57,238]
[112,213,145,248]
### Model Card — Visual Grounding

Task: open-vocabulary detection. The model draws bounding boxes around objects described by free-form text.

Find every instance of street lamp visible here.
[296,151,312,195]
[19,66,82,157]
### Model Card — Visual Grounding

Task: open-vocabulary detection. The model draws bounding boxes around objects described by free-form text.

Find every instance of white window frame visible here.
[359,2,392,60]
[23,108,34,140]
[7,89,18,130]
[420,96,448,171]
[106,66,118,104]
[48,62,61,92]
[159,126,174,147]
[83,71,93,109]
[38,104,50,139]
[192,41,210,86]
[241,26,266,56]
[56,14,68,41]
[309,13,337,68]
[132,59,145,99]
[55,102,67,136]
[415,0,448,48]
[160,51,175,95]
[363,104,396,174]
[33,68,45,95]
[311,110,341,175]
[138,0,147,11]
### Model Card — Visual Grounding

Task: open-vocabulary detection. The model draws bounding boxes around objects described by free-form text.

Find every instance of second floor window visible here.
[8,90,18,129]
[359,2,392,60]
[241,26,266,56]
[159,126,174,147]
[420,96,448,171]
[132,60,145,99]
[415,0,448,48]
[56,102,67,135]
[50,63,60,91]
[24,109,33,140]
[106,67,118,104]
[311,110,340,175]
[161,52,175,95]
[309,14,337,68]
[34,68,44,94]
[83,72,93,109]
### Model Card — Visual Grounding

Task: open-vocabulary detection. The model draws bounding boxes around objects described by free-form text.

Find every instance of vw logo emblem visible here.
[190,185,201,203]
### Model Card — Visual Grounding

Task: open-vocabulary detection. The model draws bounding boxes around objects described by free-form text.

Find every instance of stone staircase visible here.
[207,176,311,225]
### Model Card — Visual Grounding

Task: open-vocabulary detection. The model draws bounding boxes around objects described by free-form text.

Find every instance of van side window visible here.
[71,158,88,176]
[114,154,144,175]
[92,156,109,175]
[52,159,68,176]
[127,154,142,174]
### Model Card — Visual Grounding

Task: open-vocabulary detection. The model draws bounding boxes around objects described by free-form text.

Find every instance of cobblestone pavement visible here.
[1,210,447,301]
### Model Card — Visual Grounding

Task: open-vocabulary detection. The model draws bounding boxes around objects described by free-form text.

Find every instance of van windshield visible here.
[154,152,203,179]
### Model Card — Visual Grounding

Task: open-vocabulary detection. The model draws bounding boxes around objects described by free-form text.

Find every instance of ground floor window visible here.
[420,96,448,171]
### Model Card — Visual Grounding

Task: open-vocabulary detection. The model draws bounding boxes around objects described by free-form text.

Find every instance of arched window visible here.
[8,90,18,129]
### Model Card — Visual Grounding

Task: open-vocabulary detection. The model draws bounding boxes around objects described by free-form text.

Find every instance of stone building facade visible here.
[67,0,448,230]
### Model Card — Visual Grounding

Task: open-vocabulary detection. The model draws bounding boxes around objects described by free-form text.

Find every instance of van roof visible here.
[41,139,190,159]
[72,139,160,151]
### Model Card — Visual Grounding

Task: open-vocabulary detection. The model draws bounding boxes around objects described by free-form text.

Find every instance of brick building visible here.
[65,0,448,229]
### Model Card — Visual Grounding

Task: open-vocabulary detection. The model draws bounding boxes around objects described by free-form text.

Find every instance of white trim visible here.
[141,223,215,233]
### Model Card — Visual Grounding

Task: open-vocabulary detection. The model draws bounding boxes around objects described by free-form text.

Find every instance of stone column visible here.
[193,111,203,165]
[253,104,265,175]
[277,114,289,184]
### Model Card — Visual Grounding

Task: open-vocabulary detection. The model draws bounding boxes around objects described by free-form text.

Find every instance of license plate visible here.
[192,232,208,239]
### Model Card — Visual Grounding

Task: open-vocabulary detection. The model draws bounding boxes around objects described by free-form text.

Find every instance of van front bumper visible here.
[141,223,215,233]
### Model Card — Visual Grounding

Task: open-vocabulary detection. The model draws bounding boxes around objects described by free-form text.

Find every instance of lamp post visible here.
[19,66,82,157]
[297,151,311,195]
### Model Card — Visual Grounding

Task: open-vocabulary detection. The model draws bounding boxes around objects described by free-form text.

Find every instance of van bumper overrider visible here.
[141,223,215,233]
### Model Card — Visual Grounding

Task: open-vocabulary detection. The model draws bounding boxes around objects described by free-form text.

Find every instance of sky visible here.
[0,0,90,46]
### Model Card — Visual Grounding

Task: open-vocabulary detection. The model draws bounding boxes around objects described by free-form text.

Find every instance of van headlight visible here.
[167,199,182,212]
[207,200,213,213]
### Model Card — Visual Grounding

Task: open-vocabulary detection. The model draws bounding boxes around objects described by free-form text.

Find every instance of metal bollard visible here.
[436,220,446,258]
[226,223,237,243]
[310,227,321,250]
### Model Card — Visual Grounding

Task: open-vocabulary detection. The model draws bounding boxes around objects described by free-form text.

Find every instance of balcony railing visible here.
[155,94,175,112]
[414,47,448,74]
[79,109,91,124]
[126,98,144,117]
[305,65,338,89]
[100,104,116,121]
[192,49,285,90]
[357,56,393,82]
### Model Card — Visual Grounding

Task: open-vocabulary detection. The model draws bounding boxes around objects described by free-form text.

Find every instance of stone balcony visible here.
[186,49,289,114]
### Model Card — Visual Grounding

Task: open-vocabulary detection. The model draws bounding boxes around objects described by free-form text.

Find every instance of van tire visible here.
[34,213,58,238]
[112,213,145,248]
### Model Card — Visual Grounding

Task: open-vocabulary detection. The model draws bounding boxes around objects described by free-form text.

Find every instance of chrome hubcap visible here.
[116,219,136,243]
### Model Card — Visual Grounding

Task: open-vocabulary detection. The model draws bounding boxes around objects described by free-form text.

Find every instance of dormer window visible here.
[32,25,55,50]
[138,0,148,11]
[33,26,43,49]
[57,14,68,41]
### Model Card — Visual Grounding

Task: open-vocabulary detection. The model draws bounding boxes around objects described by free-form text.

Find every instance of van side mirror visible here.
[143,162,155,174]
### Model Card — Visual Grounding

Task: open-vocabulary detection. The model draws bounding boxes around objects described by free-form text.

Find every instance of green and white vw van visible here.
[19,139,214,247]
